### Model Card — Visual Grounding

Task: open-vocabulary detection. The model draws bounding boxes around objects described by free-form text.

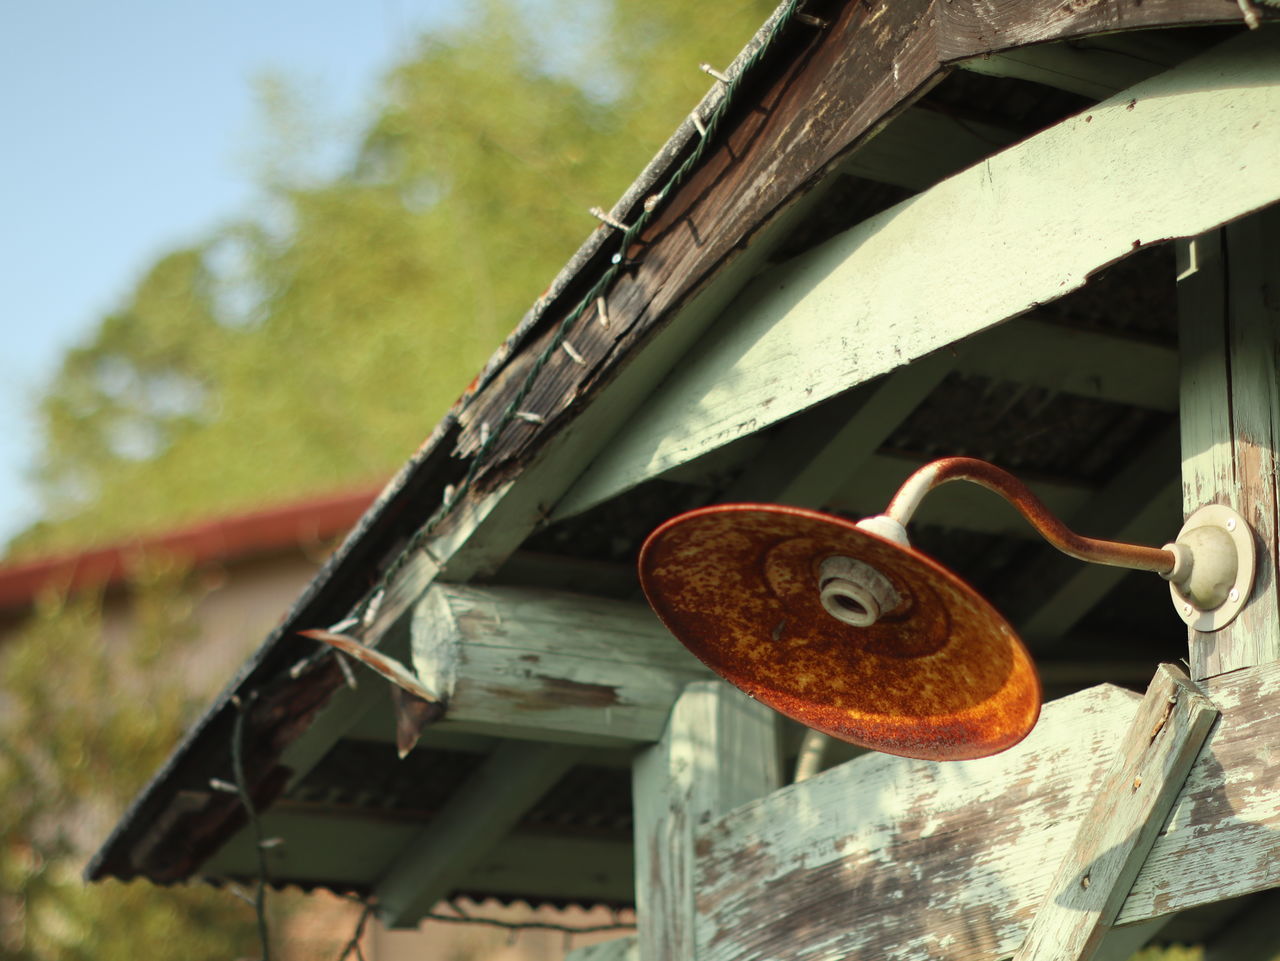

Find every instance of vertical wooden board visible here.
[694,684,1142,961]
[1178,206,1280,678]
[1013,666,1218,961]
[632,681,781,961]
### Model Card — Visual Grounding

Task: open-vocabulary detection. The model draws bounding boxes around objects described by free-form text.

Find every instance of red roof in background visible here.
[0,485,383,614]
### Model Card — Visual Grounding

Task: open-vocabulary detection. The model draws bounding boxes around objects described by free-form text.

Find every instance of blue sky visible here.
[0,1,459,548]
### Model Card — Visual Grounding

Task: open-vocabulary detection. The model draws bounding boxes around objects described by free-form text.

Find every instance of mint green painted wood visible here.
[632,681,780,961]
[693,664,1280,960]
[693,684,1142,961]
[559,32,1280,523]
[1013,665,1218,960]
[723,353,953,507]
[1177,206,1280,679]
[959,318,1179,413]
[412,583,710,746]
[1119,657,1280,922]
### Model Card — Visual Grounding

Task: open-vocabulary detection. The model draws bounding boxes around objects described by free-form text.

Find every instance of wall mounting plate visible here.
[1170,504,1255,632]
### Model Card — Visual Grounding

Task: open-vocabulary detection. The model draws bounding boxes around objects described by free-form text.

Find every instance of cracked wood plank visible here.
[1013,665,1218,960]
[692,661,1280,961]
[1119,657,1280,922]
[694,684,1141,961]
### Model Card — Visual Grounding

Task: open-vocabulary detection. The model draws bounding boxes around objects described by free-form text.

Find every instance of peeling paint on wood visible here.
[559,32,1280,516]
[413,583,710,745]
[1012,665,1217,960]
[693,684,1142,961]
[1177,207,1280,679]
[694,662,1280,961]
[1120,658,1280,922]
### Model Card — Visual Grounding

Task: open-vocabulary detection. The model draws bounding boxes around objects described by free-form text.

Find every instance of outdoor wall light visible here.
[638,456,1255,762]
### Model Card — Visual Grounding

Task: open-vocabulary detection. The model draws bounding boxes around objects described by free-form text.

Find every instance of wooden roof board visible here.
[88,0,1279,916]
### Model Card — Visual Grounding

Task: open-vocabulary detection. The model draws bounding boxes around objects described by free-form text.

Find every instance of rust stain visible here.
[483,676,622,712]
[535,675,621,708]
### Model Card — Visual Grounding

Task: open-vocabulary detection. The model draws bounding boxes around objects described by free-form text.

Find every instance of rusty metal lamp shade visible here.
[639,503,1040,761]
[639,456,1258,763]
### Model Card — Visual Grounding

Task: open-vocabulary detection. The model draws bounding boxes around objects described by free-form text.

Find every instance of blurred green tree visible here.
[0,564,258,959]
[1,2,773,957]
[16,0,774,558]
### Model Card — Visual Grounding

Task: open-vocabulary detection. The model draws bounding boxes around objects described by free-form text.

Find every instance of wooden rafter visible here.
[553,33,1280,528]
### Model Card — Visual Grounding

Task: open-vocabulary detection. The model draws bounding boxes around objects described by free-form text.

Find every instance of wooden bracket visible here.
[1013,664,1218,961]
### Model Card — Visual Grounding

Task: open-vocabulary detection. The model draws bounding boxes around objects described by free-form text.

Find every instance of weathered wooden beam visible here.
[1177,207,1280,679]
[374,740,579,927]
[556,34,1280,523]
[957,29,1206,101]
[457,833,634,904]
[633,681,780,961]
[693,683,1141,961]
[411,583,709,746]
[1013,665,1217,960]
[957,40,1176,99]
[959,318,1179,413]
[694,660,1280,961]
[936,1,1273,57]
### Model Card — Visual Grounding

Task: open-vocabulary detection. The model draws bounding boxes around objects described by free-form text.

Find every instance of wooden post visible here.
[631,681,780,961]
[1177,206,1280,679]
[1012,665,1218,961]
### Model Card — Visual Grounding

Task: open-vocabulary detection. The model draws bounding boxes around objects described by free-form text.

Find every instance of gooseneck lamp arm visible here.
[849,456,1254,633]
[878,457,1177,575]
